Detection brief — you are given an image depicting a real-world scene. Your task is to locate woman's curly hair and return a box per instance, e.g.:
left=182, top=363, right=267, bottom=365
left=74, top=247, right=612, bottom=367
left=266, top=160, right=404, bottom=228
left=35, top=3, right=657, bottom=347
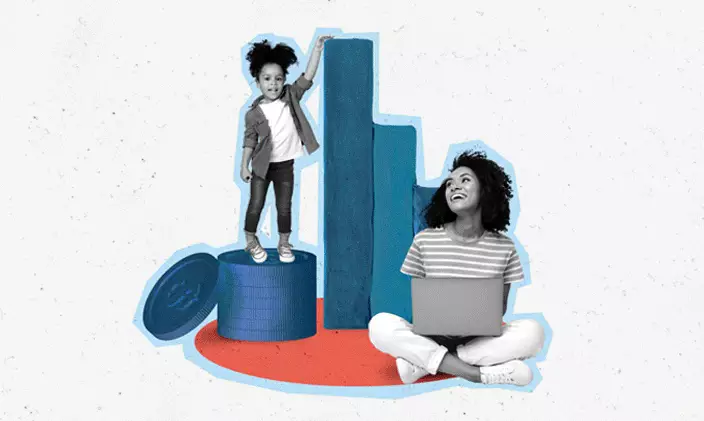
left=423, top=150, right=514, bottom=233
left=245, top=40, right=298, bottom=80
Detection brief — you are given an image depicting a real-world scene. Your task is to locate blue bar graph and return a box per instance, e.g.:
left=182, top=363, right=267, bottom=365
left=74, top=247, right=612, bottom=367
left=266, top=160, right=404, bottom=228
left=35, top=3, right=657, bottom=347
left=323, top=39, right=375, bottom=328
left=370, top=124, right=417, bottom=322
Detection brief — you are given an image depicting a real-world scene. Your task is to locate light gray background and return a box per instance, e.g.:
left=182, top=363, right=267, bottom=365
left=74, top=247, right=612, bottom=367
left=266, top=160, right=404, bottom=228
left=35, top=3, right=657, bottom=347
left=2, top=0, right=703, bottom=420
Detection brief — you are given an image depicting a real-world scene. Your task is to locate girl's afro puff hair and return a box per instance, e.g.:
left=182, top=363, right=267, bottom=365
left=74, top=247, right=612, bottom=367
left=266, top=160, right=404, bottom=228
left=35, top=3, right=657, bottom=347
left=245, top=39, right=298, bottom=80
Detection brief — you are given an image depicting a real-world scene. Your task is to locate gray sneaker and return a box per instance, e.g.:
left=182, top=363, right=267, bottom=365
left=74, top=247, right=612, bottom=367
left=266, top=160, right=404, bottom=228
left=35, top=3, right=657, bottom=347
left=278, top=241, right=295, bottom=263
left=245, top=236, right=267, bottom=263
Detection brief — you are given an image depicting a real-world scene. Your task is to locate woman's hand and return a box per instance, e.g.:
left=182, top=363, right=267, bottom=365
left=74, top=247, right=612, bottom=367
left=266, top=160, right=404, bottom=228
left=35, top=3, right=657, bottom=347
left=240, top=166, right=252, bottom=183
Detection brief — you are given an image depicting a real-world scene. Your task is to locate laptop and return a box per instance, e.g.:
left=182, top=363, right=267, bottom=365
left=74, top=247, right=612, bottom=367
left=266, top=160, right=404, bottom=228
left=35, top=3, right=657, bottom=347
left=411, top=277, right=504, bottom=337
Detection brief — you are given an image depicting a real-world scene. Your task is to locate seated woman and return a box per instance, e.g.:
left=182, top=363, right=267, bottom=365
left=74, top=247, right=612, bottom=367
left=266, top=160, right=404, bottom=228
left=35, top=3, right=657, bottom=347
left=368, top=150, right=545, bottom=386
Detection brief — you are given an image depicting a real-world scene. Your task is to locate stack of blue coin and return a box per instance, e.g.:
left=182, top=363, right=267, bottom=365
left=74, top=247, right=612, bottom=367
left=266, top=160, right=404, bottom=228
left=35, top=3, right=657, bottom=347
left=142, top=250, right=317, bottom=342
left=216, top=249, right=317, bottom=341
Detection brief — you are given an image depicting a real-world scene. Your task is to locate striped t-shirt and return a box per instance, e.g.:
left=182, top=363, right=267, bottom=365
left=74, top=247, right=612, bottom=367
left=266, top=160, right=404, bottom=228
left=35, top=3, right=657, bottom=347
left=400, top=227, right=524, bottom=284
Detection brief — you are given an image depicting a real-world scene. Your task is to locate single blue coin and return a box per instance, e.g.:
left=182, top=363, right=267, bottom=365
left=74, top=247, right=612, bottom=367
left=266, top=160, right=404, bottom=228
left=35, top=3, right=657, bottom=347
left=143, top=253, right=220, bottom=341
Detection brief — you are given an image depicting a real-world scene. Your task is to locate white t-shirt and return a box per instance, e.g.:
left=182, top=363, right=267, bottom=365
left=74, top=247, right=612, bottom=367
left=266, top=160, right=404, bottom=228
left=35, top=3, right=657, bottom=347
left=258, top=99, right=305, bottom=163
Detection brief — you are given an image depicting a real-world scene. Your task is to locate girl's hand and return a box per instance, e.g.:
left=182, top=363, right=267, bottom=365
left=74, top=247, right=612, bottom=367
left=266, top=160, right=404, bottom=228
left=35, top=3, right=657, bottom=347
left=314, top=35, right=334, bottom=51
left=304, top=35, right=334, bottom=81
left=241, top=166, right=252, bottom=183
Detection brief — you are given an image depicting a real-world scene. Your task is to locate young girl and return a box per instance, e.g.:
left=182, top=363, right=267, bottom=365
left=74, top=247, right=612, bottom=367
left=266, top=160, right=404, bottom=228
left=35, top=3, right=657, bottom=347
left=240, top=35, right=332, bottom=263
left=368, top=150, right=545, bottom=386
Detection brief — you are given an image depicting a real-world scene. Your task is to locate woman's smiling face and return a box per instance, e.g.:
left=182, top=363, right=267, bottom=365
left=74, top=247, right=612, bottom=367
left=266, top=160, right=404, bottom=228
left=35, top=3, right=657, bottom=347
left=444, top=166, right=481, bottom=214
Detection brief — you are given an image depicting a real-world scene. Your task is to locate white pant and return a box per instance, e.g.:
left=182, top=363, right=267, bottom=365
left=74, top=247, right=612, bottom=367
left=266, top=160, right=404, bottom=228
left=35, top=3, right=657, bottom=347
left=368, top=312, right=545, bottom=375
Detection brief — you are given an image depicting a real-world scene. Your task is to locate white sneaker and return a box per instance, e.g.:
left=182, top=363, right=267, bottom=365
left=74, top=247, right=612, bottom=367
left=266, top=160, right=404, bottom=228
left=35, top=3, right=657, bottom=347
left=479, top=360, right=533, bottom=386
left=245, top=236, right=267, bottom=263
left=396, top=358, right=429, bottom=384
left=278, top=241, right=295, bottom=263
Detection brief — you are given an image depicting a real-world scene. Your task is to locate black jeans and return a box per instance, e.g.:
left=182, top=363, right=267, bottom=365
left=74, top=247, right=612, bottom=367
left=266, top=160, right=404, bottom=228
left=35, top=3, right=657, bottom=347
left=244, top=160, right=294, bottom=234
left=426, top=335, right=476, bottom=353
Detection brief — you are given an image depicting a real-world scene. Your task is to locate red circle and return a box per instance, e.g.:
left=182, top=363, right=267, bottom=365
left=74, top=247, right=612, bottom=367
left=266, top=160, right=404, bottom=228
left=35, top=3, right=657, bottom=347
left=195, top=298, right=453, bottom=386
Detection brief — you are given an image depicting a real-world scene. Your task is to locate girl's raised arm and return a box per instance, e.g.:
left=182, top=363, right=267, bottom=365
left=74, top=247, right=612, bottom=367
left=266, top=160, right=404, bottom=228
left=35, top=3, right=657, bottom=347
left=304, top=35, right=333, bottom=81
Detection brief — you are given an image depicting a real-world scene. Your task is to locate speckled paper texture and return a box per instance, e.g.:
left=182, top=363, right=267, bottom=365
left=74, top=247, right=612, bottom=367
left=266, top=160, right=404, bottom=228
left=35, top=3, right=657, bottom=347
left=2, top=0, right=703, bottom=419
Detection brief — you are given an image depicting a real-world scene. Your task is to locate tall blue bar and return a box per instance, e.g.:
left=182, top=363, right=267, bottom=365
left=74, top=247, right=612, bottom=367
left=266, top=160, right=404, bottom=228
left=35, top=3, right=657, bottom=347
left=323, top=39, right=374, bottom=329
left=370, top=124, right=417, bottom=322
